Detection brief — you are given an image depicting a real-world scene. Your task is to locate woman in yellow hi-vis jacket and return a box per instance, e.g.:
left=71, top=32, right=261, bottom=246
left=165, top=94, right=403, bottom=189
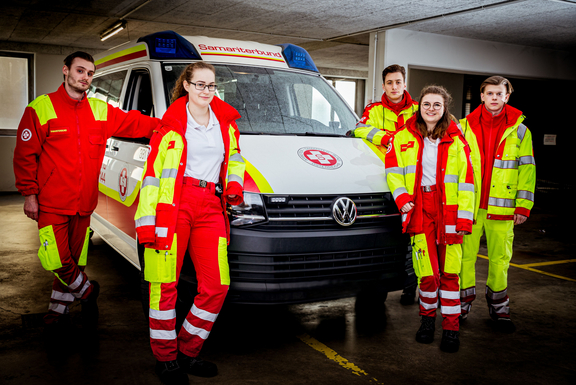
left=385, top=85, right=474, bottom=353
left=134, top=62, right=245, bottom=385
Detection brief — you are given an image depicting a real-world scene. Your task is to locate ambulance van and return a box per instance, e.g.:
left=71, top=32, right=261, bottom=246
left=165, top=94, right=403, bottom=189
left=90, top=30, right=412, bottom=305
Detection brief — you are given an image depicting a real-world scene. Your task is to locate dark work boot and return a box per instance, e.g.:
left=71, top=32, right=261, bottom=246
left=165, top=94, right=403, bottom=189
left=440, top=330, right=460, bottom=353
left=415, top=316, right=435, bottom=344
left=178, top=353, right=218, bottom=378
left=155, top=360, right=188, bottom=385
left=81, top=280, right=100, bottom=329
left=491, top=317, right=516, bottom=333
left=400, top=286, right=416, bottom=306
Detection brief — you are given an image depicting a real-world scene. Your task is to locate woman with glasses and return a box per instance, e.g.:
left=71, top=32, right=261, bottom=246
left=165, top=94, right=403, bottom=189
left=385, top=85, right=475, bottom=353
left=135, top=62, right=245, bottom=385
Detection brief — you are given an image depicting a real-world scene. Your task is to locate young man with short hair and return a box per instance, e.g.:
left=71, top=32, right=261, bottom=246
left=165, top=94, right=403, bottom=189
left=459, top=76, right=536, bottom=332
left=13, top=51, right=160, bottom=332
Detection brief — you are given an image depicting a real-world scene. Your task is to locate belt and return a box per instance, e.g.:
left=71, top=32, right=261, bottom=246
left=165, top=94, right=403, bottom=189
left=183, top=177, right=223, bottom=197
left=421, top=185, right=437, bottom=192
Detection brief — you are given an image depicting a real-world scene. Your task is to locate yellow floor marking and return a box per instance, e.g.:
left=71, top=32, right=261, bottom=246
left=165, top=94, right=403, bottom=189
left=477, top=254, right=576, bottom=282
left=297, top=333, right=382, bottom=384
left=519, top=259, right=576, bottom=268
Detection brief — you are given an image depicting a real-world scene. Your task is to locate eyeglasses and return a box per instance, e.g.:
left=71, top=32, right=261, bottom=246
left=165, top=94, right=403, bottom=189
left=421, top=102, right=443, bottom=110
left=189, top=81, right=218, bottom=92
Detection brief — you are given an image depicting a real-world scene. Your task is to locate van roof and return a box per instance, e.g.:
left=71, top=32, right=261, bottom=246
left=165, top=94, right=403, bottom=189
left=94, top=30, right=318, bottom=73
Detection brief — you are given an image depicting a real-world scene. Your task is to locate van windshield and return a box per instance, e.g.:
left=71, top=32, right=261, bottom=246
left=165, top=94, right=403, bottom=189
left=162, top=64, right=357, bottom=136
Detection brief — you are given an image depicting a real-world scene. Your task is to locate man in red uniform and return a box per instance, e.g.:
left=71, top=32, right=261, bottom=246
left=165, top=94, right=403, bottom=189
left=13, top=51, right=160, bottom=332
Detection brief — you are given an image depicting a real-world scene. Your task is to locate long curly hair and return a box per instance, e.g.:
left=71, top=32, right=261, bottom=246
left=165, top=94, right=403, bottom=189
left=415, top=85, right=454, bottom=140
left=170, top=62, right=216, bottom=104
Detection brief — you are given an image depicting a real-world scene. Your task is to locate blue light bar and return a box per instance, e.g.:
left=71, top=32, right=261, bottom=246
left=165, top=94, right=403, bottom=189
left=277, top=44, right=319, bottom=72
left=137, top=30, right=201, bottom=60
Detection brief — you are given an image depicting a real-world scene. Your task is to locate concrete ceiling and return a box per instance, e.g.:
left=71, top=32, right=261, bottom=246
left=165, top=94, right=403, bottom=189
left=1, top=0, right=575, bottom=74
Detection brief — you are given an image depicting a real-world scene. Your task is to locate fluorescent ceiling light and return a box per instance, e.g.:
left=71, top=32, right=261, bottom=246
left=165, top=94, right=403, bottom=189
left=100, top=20, right=127, bottom=41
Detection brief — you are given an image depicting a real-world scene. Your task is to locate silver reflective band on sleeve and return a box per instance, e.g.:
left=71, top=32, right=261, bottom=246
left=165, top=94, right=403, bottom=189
left=48, top=302, right=68, bottom=314
left=517, top=190, right=535, bottom=202
left=444, top=174, right=458, bottom=184
left=486, top=287, right=508, bottom=300
left=182, top=319, right=210, bottom=340
left=68, top=272, right=84, bottom=290
left=419, top=301, right=439, bottom=310
left=441, top=305, right=462, bottom=315
left=366, top=128, right=381, bottom=142
left=458, top=210, right=474, bottom=221
left=191, top=304, right=218, bottom=322
left=51, top=290, right=75, bottom=302
left=419, top=289, right=437, bottom=298
left=155, top=227, right=168, bottom=238
left=161, top=168, right=178, bottom=179
left=494, top=159, right=518, bottom=169
left=440, top=290, right=460, bottom=300
left=385, top=167, right=404, bottom=176
left=228, top=173, right=244, bottom=186
left=517, top=124, right=527, bottom=142
left=460, top=287, right=476, bottom=298
left=458, top=183, right=474, bottom=192
left=488, top=197, right=515, bottom=208
left=405, top=165, right=416, bottom=175
left=354, top=122, right=370, bottom=129
left=229, top=153, right=245, bottom=163
left=392, top=187, right=408, bottom=200
left=142, top=176, right=160, bottom=189
left=150, top=328, right=177, bottom=340
left=519, top=156, right=535, bottom=166
left=136, top=216, right=156, bottom=228
left=150, top=308, right=176, bottom=321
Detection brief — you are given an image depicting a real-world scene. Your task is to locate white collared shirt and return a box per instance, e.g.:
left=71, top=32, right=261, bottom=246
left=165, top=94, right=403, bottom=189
left=421, top=136, right=440, bottom=186
left=184, top=104, right=224, bottom=183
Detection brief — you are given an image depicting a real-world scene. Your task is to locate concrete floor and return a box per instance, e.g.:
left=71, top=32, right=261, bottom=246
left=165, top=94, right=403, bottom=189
left=1, top=191, right=575, bottom=385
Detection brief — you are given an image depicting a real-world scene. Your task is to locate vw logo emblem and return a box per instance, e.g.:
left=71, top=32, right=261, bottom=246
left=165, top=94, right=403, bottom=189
left=332, top=197, right=357, bottom=226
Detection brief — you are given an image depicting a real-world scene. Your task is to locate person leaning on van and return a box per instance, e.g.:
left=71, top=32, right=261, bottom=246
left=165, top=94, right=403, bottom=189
left=134, top=62, right=245, bottom=385
left=13, top=51, right=160, bottom=335
left=385, top=85, right=475, bottom=353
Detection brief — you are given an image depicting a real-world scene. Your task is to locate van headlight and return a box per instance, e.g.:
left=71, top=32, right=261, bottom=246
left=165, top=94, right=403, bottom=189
left=229, top=192, right=267, bottom=226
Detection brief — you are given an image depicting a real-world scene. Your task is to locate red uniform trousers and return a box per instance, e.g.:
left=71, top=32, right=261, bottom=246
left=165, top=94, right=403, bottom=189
left=37, top=211, right=95, bottom=324
left=415, top=188, right=461, bottom=331
left=149, top=179, right=229, bottom=361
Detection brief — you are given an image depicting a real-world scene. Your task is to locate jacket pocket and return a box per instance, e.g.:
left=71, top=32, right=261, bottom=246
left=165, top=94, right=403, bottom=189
left=443, top=243, right=462, bottom=274
left=411, top=233, right=433, bottom=278
left=144, top=234, right=178, bottom=283
left=88, top=129, right=105, bottom=159
left=38, top=225, right=63, bottom=271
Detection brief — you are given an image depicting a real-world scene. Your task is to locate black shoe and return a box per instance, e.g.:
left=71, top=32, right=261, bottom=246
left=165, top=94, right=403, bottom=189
left=440, top=330, right=460, bottom=353
left=400, top=288, right=416, bottom=306
left=178, top=353, right=218, bottom=378
left=155, top=360, right=189, bottom=385
left=81, top=281, right=100, bottom=329
left=415, top=316, right=435, bottom=344
left=491, top=317, right=516, bottom=333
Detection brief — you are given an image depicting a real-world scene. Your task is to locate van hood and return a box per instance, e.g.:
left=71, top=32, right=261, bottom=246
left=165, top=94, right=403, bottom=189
left=241, top=135, right=390, bottom=195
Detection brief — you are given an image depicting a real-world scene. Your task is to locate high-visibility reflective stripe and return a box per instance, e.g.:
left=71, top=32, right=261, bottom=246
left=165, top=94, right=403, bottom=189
left=72, top=280, right=90, bottom=298
left=441, top=305, right=461, bottom=314
left=488, top=197, right=515, bottom=208
left=229, top=153, right=245, bottom=163
left=366, top=128, right=381, bottom=142
left=150, top=308, right=176, bottom=321
left=445, top=225, right=456, bottom=234
left=458, top=183, right=474, bottom=192
left=182, top=319, right=209, bottom=340
left=444, top=174, right=458, bottom=184
left=354, top=122, right=370, bottom=129
left=161, top=168, right=178, bottom=179
left=68, top=272, right=84, bottom=290
left=494, top=159, right=518, bottom=169
left=440, top=290, right=460, bottom=300
left=492, top=301, right=510, bottom=314
left=402, top=213, right=407, bottom=222
left=519, top=156, right=536, bottom=166
left=461, top=303, right=472, bottom=312
left=419, top=289, right=437, bottom=298
left=150, top=328, right=177, bottom=340
left=517, top=190, right=535, bottom=201
left=191, top=304, right=218, bottom=322
left=228, top=174, right=244, bottom=186
left=419, top=300, right=438, bottom=310
left=142, top=176, right=160, bottom=189
left=51, top=290, right=74, bottom=302
left=48, top=302, right=68, bottom=314
left=405, top=165, right=416, bottom=175
left=136, top=216, right=156, bottom=228
left=393, top=187, right=408, bottom=200
left=458, top=210, right=474, bottom=220
left=486, top=287, right=508, bottom=300
left=386, top=167, right=404, bottom=176
left=155, top=227, right=168, bottom=238
left=460, top=287, right=476, bottom=297
left=517, top=124, right=527, bottom=142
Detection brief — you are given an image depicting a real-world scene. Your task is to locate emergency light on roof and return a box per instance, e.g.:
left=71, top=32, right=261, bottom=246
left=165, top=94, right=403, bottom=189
left=137, top=30, right=201, bottom=60
left=277, top=44, right=319, bottom=73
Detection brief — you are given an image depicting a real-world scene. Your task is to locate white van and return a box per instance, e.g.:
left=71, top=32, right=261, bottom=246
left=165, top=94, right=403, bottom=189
left=89, top=31, right=412, bottom=305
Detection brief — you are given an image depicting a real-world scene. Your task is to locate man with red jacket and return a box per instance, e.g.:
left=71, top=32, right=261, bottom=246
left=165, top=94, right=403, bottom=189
left=351, top=64, right=419, bottom=305
left=13, top=51, right=160, bottom=331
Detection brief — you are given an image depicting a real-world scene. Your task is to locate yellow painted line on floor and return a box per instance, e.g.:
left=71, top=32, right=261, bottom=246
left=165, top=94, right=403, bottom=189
left=297, top=333, right=382, bottom=384
left=477, top=254, right=576, bottom=282
left=520, top=259, right=576, bottom=268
